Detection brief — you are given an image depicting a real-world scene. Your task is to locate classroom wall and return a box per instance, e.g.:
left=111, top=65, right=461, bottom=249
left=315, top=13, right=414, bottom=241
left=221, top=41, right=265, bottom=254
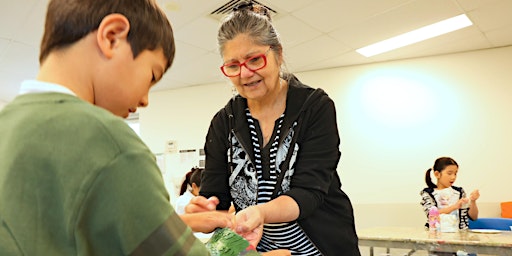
left=139, top=45, right=512, bottom=228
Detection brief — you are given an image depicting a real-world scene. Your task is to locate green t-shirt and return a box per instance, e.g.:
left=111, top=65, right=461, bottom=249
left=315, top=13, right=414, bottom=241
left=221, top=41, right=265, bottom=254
left=0, top=93, right=209, bottom=255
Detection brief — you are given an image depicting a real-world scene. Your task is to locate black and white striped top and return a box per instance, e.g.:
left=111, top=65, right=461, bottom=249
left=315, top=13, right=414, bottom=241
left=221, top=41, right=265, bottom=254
left=245, top=109, right=321, bottom=256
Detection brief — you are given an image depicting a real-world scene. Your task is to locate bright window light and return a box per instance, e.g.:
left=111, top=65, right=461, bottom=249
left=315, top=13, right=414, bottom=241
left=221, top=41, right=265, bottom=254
left=127, top=122, right=140, bottom=136
left=356, top=14, right=473, bottom=57
left=126, top=112, right=140, bottom=136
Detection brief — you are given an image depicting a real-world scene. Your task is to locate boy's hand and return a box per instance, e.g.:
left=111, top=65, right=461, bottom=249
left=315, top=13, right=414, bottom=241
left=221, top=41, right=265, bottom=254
left=180, top=211, right=233, bottom=233
left=185, top=196, right=219, bottom=213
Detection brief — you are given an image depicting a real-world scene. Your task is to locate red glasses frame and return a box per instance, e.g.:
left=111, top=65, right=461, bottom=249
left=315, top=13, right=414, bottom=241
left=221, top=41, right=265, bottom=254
left=220, top=48, right=272, bottom=77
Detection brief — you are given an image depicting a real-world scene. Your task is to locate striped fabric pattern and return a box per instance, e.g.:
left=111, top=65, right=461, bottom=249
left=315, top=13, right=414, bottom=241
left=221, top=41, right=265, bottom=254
left=245, top=109, right=321, bottom=256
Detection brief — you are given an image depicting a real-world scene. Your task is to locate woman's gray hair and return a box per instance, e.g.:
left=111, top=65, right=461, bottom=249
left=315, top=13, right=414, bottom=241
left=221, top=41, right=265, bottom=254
left=217, top=1, right=288, bottom=77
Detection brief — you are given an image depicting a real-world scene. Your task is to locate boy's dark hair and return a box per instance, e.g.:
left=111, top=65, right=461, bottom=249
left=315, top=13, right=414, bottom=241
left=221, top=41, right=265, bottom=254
left=40, top=0, right=175, bottom=70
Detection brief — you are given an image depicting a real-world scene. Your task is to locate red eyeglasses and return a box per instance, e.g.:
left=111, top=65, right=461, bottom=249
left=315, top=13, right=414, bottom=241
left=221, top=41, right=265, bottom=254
left=220, top=48, right=271, bottom=77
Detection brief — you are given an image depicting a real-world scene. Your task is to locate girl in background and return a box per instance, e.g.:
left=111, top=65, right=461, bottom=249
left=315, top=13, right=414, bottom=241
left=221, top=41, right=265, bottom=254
left=420, top=157, right=480, bottom=230
left=175, top=167, right=203, bottom=215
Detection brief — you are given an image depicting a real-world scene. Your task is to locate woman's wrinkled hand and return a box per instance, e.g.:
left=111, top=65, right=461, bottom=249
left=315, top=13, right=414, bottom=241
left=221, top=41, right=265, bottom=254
left=233, top=205, right=264, bottom=248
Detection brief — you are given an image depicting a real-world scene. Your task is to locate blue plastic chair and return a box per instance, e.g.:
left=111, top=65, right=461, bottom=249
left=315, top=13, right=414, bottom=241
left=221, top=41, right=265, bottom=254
left=468, top=217, right=512, bottom=231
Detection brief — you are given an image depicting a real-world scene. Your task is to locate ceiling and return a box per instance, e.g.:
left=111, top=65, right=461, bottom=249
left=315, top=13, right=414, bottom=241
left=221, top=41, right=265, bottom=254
left=1, top=0, right=512, bottom=103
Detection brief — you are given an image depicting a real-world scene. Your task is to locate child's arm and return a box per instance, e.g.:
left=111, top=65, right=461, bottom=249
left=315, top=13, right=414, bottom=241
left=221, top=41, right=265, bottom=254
left=468, top=189, right=480, bottom=220
left=437, top=198, right=468, bottom=214
left=420, top=190, right=435, bottom=217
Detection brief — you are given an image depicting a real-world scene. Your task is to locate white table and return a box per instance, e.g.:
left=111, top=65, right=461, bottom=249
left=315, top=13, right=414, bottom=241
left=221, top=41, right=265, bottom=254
left=357, top=226, right=512, bottom=255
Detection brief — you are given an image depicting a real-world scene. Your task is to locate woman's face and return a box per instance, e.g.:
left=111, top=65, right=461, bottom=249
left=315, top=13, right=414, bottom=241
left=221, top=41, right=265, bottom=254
left=221, top=34, right=282, bottom=101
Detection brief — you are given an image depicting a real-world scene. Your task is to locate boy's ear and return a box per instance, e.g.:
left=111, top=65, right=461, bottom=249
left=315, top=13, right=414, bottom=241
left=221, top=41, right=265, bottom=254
left=96, top=14, right=130, bottom=59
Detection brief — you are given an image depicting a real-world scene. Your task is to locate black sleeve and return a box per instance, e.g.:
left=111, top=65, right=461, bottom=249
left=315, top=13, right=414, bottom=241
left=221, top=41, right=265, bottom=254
left=199, top=109, right=232, bottom=210
left=285, top=95, right=342, bottom=219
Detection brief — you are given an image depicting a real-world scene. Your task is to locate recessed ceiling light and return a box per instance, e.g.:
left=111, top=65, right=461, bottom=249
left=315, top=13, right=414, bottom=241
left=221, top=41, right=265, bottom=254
left=356, top=14, right=473, bottom=57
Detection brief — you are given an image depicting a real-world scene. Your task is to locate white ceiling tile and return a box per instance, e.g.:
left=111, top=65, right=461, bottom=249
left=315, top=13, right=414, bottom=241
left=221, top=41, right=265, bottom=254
left=330, top=0, right=463, bottom=49
left=172, top=41, right=210, bottom=65
left=0, top=0, right=38, bottom=39
left=163, top=51, right=224, bottom=89
left=260, top=0, right=315, bottom=13
left=485, top=27, right=512, bottom=47
left=288, top=0, right=345, bottom=33
left=274, top=15, right=322, bottom=48
left=0, top=42, right=39, bottom=76
left=161, top=0, right=228, bottom=29
left=285, top=35, right=352, bottom=71
left=455, top=0, right=504, bottom=11
left=174, top=17, right=220, bottom=52
left=467, top=1, right=512, bottom=31
left=369, top=26, right=491, bottom=62
left=291, top=0, right=411, bottom=33
left=1, top=0, right=512, bottom=102
left=13, top=0, right=48, bottom=46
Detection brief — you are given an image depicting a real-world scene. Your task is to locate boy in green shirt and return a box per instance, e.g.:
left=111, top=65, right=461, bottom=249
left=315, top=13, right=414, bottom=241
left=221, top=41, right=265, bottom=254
left=0, top=0, right=231, bottom=255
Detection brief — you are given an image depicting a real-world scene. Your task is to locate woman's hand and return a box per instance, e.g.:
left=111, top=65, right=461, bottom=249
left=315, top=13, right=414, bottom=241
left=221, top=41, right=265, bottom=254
left=240, top=223, right=263, bottom=248
left=233, top=205, right=264, bottom=247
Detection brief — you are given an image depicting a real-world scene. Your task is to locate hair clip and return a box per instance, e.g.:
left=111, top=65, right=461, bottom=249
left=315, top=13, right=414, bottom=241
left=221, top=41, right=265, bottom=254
left=233, top=1, right=253, bottom=12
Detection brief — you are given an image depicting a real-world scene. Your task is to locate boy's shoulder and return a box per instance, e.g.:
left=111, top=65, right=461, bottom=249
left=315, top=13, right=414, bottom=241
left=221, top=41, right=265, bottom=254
left=5, top=92, right=140, bottom=147
left=9, top=92, right=119, bottom=123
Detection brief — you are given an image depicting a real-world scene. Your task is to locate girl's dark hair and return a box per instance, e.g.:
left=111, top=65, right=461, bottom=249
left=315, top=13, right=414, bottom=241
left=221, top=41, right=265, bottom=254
left=424, top=157, right=459, bottom=188
left=179, top=167, right=203, bottom=195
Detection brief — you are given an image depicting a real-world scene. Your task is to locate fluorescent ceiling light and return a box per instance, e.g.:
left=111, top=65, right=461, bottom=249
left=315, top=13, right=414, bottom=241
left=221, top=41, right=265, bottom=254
left=356, top=14, right=473, bottom=57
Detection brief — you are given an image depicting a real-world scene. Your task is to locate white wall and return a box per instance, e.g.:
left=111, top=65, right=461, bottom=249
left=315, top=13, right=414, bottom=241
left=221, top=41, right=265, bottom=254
left=140, top=82, right=233, bottom=153
left=295, top=46, right=512, bottom=205
left=139, top=82, right=234, bottom=203
left=141, top=46, right=512, bottom=228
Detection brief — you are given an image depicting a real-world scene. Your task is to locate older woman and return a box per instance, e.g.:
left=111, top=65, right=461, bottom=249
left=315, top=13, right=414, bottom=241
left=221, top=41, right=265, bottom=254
left=189, top=1, right=360, bottom=255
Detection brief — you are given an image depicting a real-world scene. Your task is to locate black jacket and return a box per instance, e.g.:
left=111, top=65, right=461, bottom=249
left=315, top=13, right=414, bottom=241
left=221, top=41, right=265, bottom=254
left=200, top=75, right=360, bottom=255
